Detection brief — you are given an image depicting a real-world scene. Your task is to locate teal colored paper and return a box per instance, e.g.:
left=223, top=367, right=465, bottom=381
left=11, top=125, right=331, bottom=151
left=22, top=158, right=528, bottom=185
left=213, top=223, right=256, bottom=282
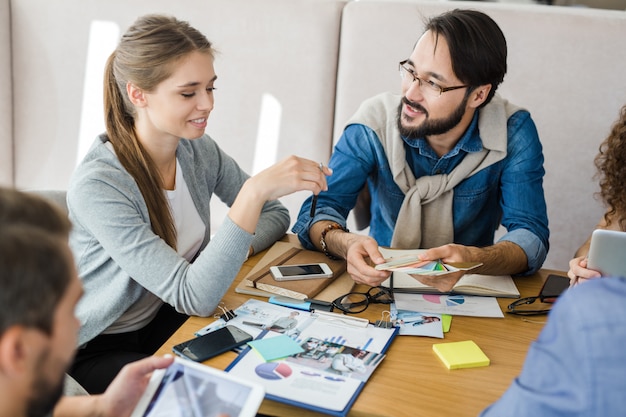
left=247, top=334, right=304, bottom=361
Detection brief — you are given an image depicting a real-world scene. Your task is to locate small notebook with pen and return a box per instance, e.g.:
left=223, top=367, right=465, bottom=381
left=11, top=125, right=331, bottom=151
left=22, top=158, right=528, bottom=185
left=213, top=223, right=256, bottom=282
left=242, top=245, right=347, bottom=300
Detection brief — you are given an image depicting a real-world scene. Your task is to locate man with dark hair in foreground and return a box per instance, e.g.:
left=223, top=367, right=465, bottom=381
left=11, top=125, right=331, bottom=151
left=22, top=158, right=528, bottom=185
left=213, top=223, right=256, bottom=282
left=0, top=187, right=173, bottom=417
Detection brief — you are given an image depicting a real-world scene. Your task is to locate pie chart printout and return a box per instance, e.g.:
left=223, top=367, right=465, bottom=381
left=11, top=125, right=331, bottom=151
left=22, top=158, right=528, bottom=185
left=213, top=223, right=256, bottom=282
left=255, top=362, right=293, bottom=380
left=423, top=294, right=466, bottom=307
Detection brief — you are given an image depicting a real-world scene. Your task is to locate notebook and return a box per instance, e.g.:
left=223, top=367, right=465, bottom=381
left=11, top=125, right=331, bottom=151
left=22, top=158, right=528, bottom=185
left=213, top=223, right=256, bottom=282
left=378, top=248, right=519, bottom=297
left=241, top=242, right=349, bottom=300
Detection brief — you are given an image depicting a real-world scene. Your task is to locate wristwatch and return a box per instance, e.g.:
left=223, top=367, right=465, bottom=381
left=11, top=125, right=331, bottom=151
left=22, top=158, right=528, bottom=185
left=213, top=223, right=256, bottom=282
left=319, top=223, right=348, bottom=260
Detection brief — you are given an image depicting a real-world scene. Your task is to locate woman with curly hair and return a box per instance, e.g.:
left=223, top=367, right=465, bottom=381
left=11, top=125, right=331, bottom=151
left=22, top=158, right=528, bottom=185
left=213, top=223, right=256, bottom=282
left=568, top=105, right=626, bottom=285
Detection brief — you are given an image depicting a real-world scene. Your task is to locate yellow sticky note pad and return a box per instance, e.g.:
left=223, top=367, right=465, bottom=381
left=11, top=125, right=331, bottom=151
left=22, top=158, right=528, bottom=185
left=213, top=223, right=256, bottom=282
left=432, top=340, right=490, bottom=370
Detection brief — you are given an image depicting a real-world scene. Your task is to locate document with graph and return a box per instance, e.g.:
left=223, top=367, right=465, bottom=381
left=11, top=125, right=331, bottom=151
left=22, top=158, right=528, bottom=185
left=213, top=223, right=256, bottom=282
left=394, top=292, right=504, bottom=318
left=225, top=301, right=398, bottom=417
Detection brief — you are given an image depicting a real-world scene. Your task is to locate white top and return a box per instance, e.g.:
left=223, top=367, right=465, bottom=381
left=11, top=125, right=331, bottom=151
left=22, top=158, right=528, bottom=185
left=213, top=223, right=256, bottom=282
left=104, top=158, right=205, bottom=334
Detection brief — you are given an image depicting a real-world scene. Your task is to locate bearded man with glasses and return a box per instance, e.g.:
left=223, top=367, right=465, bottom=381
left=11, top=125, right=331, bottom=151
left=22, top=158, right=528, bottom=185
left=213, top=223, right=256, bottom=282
left=293, top=9, right=549, bottom=293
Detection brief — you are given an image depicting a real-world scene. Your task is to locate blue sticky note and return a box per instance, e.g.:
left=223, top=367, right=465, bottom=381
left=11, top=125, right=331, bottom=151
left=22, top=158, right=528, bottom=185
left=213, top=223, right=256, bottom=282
left=268, top=296, right=311, bottom=311
left=247, top=334, right=304, bottom=361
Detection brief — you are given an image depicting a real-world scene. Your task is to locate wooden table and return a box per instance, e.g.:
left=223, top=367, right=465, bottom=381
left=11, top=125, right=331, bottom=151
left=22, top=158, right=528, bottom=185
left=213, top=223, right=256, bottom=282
left=156, top=246, right=562, bottom=417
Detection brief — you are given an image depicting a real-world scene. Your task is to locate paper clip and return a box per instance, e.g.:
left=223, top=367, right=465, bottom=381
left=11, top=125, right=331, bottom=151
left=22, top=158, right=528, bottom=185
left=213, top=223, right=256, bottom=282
left=215, top=303, right=236, bottom=322
left=375, top=311, right=394, bottom=329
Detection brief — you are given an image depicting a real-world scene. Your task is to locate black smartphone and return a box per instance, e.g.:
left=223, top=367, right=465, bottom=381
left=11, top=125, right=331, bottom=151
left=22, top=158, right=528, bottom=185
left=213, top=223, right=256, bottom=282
left=172, top=325, right=253, bottom=362
left=539, top=274, right=570, bottom=303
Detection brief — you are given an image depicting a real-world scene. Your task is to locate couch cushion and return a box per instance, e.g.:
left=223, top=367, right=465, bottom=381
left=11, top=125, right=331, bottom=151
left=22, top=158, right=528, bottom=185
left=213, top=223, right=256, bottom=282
left=11, top=0, right=346, bottom=230
left=335, top=1, right=626, bottom=270
left=0, top=0, right=11, bottom=186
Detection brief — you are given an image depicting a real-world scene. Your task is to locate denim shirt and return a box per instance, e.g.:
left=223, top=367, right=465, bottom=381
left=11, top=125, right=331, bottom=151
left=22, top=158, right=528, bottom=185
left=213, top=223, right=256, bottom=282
left=292, top=109, right=549, bottom=275
left=480, top=277, right=626, bottom=416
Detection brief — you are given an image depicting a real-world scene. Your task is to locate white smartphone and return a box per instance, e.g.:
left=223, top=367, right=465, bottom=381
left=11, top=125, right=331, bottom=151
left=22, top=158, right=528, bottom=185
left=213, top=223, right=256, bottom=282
left=269, top=263, right=333, bottom=281
left=130, top=357, right=264, bottom=417
left=587, top=229, right=626, bottom=277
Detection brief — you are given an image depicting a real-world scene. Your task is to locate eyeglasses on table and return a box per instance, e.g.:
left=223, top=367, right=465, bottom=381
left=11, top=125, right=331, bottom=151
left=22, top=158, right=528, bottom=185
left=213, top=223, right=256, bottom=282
left=507, top=296, right=553, bottom=316
left=331, top=286, right=394, bottom=314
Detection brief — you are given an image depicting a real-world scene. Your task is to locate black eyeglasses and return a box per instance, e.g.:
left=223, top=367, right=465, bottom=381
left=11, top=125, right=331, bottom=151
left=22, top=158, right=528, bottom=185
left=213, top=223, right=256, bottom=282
left=507, top=297, right=552, bottom=316
left=398, top=60, right=468, bottom=97
left=331, top=286, right=394, bottom=314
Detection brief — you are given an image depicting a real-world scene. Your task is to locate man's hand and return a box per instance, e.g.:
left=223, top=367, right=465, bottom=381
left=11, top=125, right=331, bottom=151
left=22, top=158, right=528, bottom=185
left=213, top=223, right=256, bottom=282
left=343, top=234, right=391, bottom=286
left=53, top=356, right=175, bottom=417
left=415, top=241, right=528, bottom=291
left=410, top=270, right=467, bottom=293
left=95, top=355, right=175, bottom=417
left=418, top=243, right=473, bottom=264
left=310, top=221, right=390, bottom=286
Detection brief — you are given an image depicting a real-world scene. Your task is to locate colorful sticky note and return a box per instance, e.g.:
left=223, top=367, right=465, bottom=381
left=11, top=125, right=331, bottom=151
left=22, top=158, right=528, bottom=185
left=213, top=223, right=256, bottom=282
left=442, top=314, right=452, bottom=333
left=247, top=335, right=304, bottom=362
left=432, top=340, right=490, bottom=370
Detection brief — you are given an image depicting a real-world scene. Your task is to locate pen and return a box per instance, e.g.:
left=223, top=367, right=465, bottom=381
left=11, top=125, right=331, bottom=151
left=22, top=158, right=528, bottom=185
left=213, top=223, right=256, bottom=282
left=310, top=162, right=325, bottom=218
left=310, top=195, right=318, bottom=218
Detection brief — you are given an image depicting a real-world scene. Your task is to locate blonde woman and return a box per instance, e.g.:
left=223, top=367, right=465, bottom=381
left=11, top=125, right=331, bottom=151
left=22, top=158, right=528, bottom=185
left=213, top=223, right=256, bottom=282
left=67, top=14, right=330, bottom=393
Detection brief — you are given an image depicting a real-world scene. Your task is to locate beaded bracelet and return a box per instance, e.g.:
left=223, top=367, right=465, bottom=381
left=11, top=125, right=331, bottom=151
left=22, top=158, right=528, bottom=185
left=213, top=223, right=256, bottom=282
left=320, top=223, right=349, bottom=260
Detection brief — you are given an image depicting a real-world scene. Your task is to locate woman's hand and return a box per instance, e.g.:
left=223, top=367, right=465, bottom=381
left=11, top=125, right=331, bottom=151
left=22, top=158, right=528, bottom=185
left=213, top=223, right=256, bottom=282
left=229, top=156, right=331, bottom=234
left=246, top=155, right=331, bottom=201
left=567, top=255, right=601, bottom=286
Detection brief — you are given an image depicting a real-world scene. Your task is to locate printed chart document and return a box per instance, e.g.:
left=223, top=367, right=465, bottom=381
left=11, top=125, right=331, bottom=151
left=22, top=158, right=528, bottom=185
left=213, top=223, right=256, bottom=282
left=223, top=300, right=398, bottom=417
left=195, top=298, right=311, bottom=337
left=378, top=247, right=520, bottom=298
left=394, top=292, right=504, bottom=318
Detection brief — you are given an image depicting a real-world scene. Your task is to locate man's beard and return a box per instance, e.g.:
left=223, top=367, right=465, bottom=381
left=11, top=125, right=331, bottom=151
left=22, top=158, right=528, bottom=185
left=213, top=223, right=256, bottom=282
left=25, top=350, right=66, bottom=417
left=397, top=95, right=469, bottom=140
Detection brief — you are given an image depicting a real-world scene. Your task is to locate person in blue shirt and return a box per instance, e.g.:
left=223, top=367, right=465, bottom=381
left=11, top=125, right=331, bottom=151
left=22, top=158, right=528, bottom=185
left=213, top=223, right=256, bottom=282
left=479, top=276, right=626, bottom=416
left=293, top=9, right=549, bottom=292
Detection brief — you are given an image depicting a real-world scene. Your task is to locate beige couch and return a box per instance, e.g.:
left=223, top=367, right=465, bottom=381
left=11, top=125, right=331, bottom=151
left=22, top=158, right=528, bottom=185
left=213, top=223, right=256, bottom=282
left=2, top=0, right=625, bottom=271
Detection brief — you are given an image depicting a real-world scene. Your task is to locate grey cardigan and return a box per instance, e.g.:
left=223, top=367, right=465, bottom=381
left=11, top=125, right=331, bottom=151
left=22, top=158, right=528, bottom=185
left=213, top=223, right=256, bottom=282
left=68, top=134, right=289, bottom=345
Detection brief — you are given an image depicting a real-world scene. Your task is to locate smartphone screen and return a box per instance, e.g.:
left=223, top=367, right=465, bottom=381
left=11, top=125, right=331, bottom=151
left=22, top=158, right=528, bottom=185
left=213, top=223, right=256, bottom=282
left=270, top=263, right=334, bottom=281
left=172, top=325, right=253, bottom=362
left=539, top=274, right=570, bottom=303
left=278, top=264, right=325, bottom=276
